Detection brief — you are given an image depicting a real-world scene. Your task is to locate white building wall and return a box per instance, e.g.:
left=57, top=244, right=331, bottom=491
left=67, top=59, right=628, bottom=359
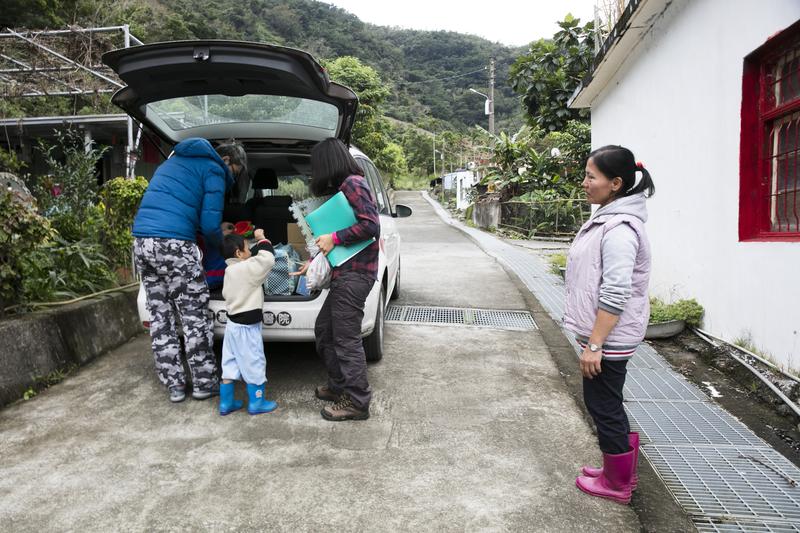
left=590, top=0, right=800, bottom=370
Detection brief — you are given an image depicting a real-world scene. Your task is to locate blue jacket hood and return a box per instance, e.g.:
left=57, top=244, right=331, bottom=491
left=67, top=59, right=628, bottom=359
left=174, top=138, right=234, bottom=189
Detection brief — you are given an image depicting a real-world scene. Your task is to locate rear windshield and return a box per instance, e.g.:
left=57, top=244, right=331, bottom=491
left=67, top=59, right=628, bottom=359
left=145, top=94, right=339, bottom=134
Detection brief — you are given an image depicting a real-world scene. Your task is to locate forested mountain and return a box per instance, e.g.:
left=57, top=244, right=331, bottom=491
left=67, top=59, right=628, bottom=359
left=3, top=0, right=528, bottom=132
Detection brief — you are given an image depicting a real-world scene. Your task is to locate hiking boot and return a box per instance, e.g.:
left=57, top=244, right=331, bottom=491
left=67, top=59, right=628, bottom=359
left=315, top=385, right=342, bottom=402
left=192, top=382, right=220, bottom=400
left=321, top=395, right=369, bottom=422
left=169, top=385, right=186, bottom=403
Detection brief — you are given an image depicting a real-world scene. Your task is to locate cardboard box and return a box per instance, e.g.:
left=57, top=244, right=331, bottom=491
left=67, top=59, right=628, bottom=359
left=287, top=223, right=309, bottom=260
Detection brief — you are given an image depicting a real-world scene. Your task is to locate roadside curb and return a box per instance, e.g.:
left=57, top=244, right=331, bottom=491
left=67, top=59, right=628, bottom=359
left=0, top=287, right=142, bottom=407
left=420, top=191, right=696, bottom=532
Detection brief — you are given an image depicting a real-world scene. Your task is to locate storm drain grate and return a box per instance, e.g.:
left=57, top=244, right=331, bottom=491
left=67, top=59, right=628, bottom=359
left=694, top=518, right=800, bottom=532
left=626, top=401, right=768, bottom=447
left=624, top=368, right=709, bottom=402
left=403, top=306, right=465, bottom=324
left=628, top=343, right=672, bottom=370
left=473, top=309, right=537, bottom=329
left=386, top=305, right=537, bottom=330
left=384, top=305, right=406, bottom=322
left=643, top=445, right=800, bottom=524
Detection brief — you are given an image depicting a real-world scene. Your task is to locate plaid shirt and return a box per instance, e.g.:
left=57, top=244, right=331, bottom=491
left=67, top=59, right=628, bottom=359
left=332, top=175, right=380, bottom=280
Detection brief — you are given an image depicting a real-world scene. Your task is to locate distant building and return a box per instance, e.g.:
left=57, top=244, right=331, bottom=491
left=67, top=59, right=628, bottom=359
left=441, top=169, right=478, bottom=210
left=0, top=114, right=164, bottom=183
left=571, top=0, right=800, bottom=369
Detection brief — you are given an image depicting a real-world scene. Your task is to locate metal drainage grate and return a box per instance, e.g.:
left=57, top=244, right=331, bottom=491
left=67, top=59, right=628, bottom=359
left=694, top=518, right=800, bottom=533
left=384, top=305, right=405, bottom=322
left=624, top=368, right=709, bottom=402
left=626, top=401, right=769, bottom=447
left=386, top=305, right=537, bottom=330
left=473, top=309, right=537, bottom=329
left=628, top=343, right=672, bottom=370
left=643, top=445, right=800, bottom=524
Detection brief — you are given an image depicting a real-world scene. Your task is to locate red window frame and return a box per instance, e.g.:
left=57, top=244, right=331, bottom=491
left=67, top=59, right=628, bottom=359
left=740, top=19, right=800, bottom=241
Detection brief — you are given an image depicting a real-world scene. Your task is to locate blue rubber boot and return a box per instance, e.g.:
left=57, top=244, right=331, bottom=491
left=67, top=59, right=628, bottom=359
left=246, top=383, right=278, bottom=415
left=219, top=382, right=243, bottom=416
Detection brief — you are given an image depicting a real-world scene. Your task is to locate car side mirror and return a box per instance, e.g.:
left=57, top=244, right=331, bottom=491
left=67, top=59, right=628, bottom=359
left=393, top=204, right=412, bottom=218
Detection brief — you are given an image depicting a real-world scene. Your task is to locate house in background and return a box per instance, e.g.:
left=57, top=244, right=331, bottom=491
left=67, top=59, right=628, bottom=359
left=571, top=0, right=800, bottom=370
left=0, top=114, right=164, bottom=183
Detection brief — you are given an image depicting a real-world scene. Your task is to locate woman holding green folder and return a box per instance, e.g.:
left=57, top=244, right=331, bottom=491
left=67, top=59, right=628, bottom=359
left=305, top=138, right=381, bottom=421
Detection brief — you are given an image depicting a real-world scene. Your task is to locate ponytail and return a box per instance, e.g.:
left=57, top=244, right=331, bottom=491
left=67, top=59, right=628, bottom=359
left=627, top=164, right=655, bottom=198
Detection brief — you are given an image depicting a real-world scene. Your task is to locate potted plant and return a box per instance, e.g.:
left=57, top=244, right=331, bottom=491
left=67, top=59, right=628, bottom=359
left=646, top=298, right=704, bottom=339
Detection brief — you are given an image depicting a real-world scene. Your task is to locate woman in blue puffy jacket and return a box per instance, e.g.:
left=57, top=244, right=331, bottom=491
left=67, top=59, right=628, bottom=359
left=132, top=138, right=246, bottom=403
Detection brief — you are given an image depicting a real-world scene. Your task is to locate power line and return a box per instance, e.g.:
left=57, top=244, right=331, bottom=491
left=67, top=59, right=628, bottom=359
left=399, top=67, right=487, bottom=85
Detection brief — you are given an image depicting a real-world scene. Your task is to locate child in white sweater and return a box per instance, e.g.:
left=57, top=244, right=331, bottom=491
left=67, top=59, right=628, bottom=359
left=219, top=228, right=278, bottom=415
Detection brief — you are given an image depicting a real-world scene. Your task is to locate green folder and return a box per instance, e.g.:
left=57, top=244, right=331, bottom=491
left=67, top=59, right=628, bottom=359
left=304, top=191, right=375, bottom=267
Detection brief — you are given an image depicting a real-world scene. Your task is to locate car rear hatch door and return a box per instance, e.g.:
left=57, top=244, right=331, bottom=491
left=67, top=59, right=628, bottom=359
left=102, top=40, right=358, bottom=145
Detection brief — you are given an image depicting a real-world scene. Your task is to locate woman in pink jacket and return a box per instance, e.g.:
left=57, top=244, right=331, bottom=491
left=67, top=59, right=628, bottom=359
left=564, top=145, right=655, bottom=505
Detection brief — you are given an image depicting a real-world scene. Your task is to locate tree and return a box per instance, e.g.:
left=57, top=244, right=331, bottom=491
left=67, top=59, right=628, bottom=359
left=373, top=142, right=408, bottom=182
left=323, top=56, right=399, bottom=174
left=509, top=15, right=595, bottom=131
left=399, top=128, right=434, bottom=175
left=323, top=55, right=390, bottom=145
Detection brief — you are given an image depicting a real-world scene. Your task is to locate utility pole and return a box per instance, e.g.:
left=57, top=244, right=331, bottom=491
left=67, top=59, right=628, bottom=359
left=489, top=56, right=495, bottom=136
left=432, top=132, right=436, bottom=178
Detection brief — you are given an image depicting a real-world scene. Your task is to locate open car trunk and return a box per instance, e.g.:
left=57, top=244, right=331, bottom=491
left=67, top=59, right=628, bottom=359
left=102, top=40, right=358, bottom=146
left=211, top=149, right=319, bottom=303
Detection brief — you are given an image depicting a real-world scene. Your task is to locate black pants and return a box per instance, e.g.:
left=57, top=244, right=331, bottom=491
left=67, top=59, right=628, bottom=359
left=583, top=359, right=630, bottom=454
left=315, top=271, right=374, bottom=409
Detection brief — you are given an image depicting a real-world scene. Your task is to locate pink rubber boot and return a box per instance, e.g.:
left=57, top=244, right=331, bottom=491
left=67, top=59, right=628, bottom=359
left=575, top=448, right=635, bottom=504
left=581, top=432, right=639, bottom=490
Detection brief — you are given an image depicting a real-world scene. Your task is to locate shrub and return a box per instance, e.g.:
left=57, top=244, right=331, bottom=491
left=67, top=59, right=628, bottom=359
left=649, top=298, right=704, bottom=327
left=28, top=129, right=108, bottom=241
left=98, top=176, right=148, bottom=271
left=20, top=237, right=116, bottom=300
left=0, top=190, right=53, bottom=312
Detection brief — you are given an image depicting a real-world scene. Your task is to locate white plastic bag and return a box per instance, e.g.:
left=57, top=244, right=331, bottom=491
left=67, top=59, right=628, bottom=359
left=306, top=252, right=331, bottom=291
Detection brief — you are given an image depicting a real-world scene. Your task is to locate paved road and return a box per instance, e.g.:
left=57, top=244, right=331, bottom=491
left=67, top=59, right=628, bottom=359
left=0, top=191, right=640, bottom=532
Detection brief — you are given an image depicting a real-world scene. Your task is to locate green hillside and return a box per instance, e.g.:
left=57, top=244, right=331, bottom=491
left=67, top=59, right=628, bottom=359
left=3, top=0, right=527, bottom=132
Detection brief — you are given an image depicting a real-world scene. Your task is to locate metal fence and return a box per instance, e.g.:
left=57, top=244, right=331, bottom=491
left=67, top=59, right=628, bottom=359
left=500, top=199, right=591, bottom=238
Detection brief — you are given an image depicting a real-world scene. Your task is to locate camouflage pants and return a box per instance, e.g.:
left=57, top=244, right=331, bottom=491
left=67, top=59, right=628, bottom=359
left=133, top=237, right=217, bottom=391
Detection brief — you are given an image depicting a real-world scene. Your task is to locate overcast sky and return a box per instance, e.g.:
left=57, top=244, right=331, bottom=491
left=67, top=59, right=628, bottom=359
left=325, top=0, right=597, bottom=47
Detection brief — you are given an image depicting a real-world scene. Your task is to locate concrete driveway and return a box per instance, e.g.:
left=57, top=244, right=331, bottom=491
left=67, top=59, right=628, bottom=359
left=0, top=191, right=640, bottom=532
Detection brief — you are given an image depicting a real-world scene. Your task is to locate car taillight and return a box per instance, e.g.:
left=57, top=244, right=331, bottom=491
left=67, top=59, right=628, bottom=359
left=142, top=321, right=150, bottom=329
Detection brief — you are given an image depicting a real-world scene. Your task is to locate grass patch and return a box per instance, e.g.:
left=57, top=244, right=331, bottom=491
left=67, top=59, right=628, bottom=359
left=392, top=174, right=430, bottom=190
left=22, top=365, right=76, bottom=401
left=549, top=252, right=567, bottom=275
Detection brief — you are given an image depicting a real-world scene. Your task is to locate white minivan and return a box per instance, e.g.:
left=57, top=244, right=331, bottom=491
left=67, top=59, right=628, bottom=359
left=103, top=40, right=412, bottom=361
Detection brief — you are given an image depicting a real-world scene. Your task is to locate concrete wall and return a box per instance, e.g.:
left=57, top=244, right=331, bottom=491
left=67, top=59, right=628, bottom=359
left=0, top=288, right=142, bottom=407
left=590, top=0, right=800, bottom=370
left=473, top=198, right=500, bottom=229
